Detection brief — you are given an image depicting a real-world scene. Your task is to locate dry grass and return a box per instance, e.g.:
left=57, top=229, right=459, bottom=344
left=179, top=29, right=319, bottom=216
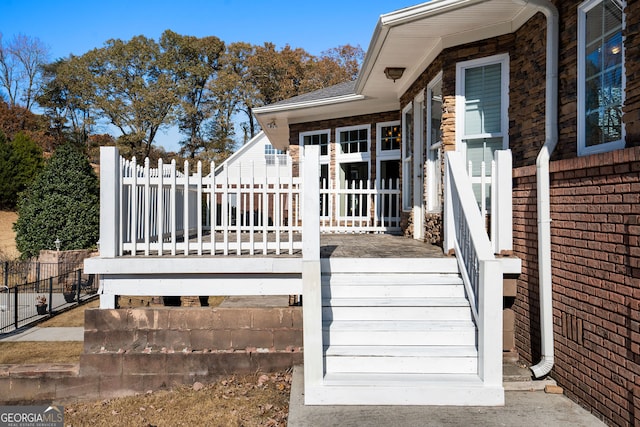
left=0, top=341, right=84, bottom=364
left=39, top=298, right=100, bottom=327
left=0, top=272, right=291, bottom=425
left=64, top=372, right=291, bottom=426
left=0, top=210, right=19, bottom=260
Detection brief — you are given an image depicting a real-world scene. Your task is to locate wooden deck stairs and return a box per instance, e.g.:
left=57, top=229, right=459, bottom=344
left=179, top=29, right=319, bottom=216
left=304, top=257, right=503, bottom=405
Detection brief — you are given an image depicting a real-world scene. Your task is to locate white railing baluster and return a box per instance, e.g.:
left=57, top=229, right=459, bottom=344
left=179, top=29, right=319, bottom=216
left=196, top=161, right=203, bottom=256
left=249, top=161, right=255, bottom=255
left=183, top=160, right=189, bottom=256
left=157, top=158, right=164, bottom=256
left=170, top=160, right=177, bottom=256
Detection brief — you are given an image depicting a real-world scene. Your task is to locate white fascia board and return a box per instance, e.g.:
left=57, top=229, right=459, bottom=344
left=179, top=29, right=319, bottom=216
left=253, top=93, right=365, bottom=115
left=85, top=256, right=303, bottom=275
left=356, top=0, right=483, bottom=94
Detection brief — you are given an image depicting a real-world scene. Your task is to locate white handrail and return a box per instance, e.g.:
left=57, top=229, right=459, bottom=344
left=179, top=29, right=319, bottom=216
left=444, top=150, right=503, bottom=387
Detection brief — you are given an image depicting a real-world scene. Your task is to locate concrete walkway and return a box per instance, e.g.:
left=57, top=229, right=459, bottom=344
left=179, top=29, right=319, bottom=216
left=0, top=326, right=84, bottom=342
left=287, top=365, right=606, bottom=427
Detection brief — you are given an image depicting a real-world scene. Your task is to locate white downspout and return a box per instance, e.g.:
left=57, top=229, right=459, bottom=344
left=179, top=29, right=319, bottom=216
left=512, top=0, right=559, bottom=378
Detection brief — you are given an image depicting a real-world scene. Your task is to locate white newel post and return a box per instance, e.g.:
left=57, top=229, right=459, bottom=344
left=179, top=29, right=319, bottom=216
left=478, top=258, right=503, bottom=389
left=301, top=146, right=323, bottom=402
left=97, top=146, right=120, bottom=309
left=493, top=150, right=513, bottom=254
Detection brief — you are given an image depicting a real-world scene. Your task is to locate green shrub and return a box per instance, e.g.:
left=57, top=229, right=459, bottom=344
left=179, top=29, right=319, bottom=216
left=0, top=131, right=44, bottom=210
left=14, top=143, right=99, bottom=258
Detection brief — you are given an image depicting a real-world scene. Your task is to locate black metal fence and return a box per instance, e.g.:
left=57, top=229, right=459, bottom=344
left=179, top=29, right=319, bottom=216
left=0, top=262, right=98, bottom=333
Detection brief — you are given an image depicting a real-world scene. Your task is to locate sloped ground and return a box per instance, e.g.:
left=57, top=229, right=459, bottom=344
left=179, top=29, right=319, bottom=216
left=0, top=210, right=19, bottom=260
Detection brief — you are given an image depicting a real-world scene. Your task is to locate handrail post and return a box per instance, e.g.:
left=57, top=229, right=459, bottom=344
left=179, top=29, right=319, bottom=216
left=99, top=146, right=121, bottom=258
left=301, top=145, right=322, bottom=402
left=48, top=277, right=53, bottom=314
left=493, top=150, right=513, bottom=254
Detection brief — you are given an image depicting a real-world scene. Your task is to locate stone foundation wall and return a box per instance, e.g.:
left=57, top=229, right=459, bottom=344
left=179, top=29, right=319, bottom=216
left=0, top=307, right=303, bottom=403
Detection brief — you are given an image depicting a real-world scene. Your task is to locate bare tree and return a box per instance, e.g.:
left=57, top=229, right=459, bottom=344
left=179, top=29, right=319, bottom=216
left=0, top=33, right=49, bottom=111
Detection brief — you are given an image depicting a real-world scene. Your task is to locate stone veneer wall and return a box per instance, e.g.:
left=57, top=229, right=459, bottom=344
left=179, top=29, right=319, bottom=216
left=0, top=307, right=303, bottom=403
left=512, top=146, right=640, bottom=427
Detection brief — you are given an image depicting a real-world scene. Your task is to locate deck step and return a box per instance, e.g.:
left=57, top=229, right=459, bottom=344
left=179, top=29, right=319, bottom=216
left=323, top=296, right=470, bottom=307
left=304, top=372, right=504, bottom=406
left=322, top=284, right=464, bottom=298
left=324, top=345, right=478, bottom=374
left=321, top=273, right=463, bottom=286
left=323, top=320, right=476, bottom=346
left=323, top=303, right=472, bottom=321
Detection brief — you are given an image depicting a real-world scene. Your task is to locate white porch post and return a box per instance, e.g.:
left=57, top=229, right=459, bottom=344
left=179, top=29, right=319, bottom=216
left=492, top=150, right=513, bottom=254
left=97, top=146, right=120, bottom=309
left=301, top=145, right=323, bottom=402
left=443, top=152, right=455, bottom=254
left=478, top=259, right=503, bottom=388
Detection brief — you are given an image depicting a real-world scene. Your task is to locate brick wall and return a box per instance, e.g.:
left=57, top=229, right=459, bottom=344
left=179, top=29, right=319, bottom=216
left=512, top=146, right=640, bottom=427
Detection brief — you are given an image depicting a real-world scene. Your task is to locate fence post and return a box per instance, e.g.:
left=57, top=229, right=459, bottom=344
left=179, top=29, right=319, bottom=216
left=76, top=269, right=81, bottom=302
left=48, top=277, right=53, bottom=314
left=13, top=286, right=18, bottom=329
left=3, top=261, right=7, bottom=289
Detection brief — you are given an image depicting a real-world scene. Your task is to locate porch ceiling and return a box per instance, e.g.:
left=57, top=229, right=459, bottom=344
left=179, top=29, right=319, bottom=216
left=357, top=0, right=538, bottom=100
left=255, top=0, right=539, bottom=149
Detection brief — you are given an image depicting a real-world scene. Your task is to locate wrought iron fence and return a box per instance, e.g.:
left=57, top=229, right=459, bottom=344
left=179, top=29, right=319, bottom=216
left=0, top=266, right=98, bottom=333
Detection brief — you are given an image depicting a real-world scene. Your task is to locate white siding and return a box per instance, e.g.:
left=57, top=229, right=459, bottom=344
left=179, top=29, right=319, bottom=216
left=215, top=132, right=292, bottom=179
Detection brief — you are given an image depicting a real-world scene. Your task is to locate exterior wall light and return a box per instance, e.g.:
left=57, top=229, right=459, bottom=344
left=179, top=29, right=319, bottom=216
left=55, top=238, right=61, bottom=251
left=384, top=67, right=405, bottom=82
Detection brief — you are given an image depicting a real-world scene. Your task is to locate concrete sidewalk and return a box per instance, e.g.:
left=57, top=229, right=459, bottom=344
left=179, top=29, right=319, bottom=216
left=0, top=327, right=84, bottom=342
left=287, top=366, right=606, bottom=427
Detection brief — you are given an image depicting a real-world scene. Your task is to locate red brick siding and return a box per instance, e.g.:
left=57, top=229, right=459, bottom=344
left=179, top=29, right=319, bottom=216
left=512, top=146, right=640, bottom=427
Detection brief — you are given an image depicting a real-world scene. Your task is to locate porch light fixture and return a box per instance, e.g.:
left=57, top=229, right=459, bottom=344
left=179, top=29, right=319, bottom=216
left=384, top=67, right=405, bottom=82
left=267, top=120, right=278, bottom=129
left=54, top=238, right=61, bottom=251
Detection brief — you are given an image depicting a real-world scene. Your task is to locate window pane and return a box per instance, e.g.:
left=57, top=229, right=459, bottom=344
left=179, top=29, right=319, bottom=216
left=464, top=63, right=501, bottom=135
left=380, top=125, right=401, bottom=151
left=582, top=0, right=623, bottom=149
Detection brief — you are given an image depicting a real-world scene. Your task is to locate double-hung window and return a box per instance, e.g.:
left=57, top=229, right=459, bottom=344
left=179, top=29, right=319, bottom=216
left=578, top=0, right=625, bottom=156
left=456, top=54, right=509, bottom=211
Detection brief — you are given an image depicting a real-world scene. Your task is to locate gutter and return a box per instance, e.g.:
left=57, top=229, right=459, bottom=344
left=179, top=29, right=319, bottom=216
left=512, top=0, right=559, bottom=379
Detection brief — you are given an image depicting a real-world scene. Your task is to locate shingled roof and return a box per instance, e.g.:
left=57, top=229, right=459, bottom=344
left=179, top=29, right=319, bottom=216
left=268, top=80, right=357, bottom=107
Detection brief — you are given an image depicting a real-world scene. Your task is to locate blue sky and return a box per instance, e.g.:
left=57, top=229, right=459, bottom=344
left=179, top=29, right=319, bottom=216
left=1, top=0, right=418, bottom=152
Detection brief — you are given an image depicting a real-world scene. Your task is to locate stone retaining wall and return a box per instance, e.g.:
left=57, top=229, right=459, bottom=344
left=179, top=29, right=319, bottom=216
left=0, top=307, right=303, bottom=403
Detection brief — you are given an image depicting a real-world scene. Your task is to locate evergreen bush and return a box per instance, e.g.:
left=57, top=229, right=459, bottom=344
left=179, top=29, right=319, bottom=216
left=14, top=143, right=99, bottom=258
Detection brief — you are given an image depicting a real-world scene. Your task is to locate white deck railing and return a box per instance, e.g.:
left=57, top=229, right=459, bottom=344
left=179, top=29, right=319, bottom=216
left=99, top=147, right=402, bottom=258
left=444, top=150, right=504, bottom=388
left=320, top=178, right=401, bottom=233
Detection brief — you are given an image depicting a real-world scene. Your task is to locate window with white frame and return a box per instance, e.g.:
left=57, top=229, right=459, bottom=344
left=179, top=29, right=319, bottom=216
left=336, top=125, right=370, bottom=217
left=427, top=74, right=443, bottom=212
left=456, top=54, right=509, bottom=210
left=578, top=0, right=625, bottom=156
left=264, top=143, right=287, bottom=166
left=300, top=130, right=331, bottom=216
left=402, top=103, right=413, bottom=211
left=376, top=121, right=401, bottom=220
left=301, top=131, right=330, bottom=157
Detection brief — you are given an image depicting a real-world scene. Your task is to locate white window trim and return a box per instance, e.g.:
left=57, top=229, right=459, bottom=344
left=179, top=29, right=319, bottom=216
left=376, top=120, right=401, bottom=160
left=299, top=129, right=331, bottom=160
left=402, top=102, right=414, bottom=212
left=427, top=71, right=443, bottom=213
left=376, top=120, right=401, bottom=192
left=455, top=53, right=510, bottom=158
left=335, top=124, right=371, bottom=219
left=335, top=124, right=371, bottom=162
left=577, top=0, right=626, bottom=157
